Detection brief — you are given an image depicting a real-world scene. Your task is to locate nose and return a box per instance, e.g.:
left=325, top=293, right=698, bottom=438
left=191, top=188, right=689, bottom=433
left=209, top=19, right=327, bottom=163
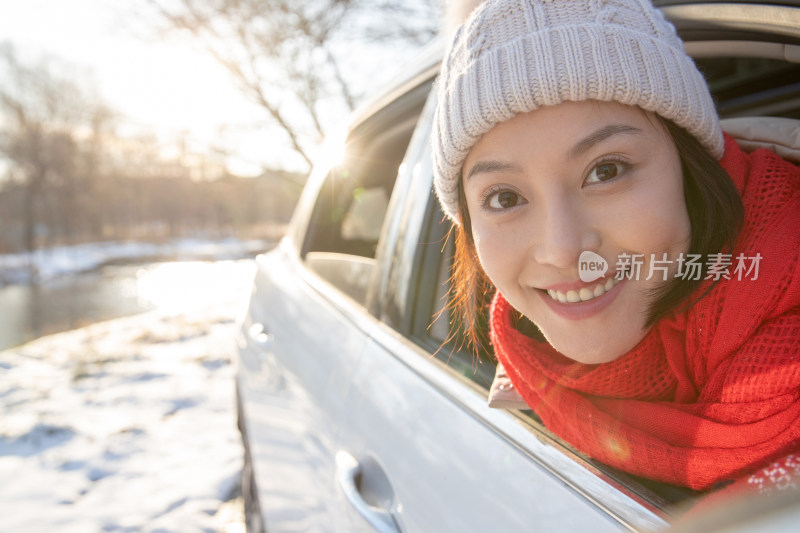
left=530, top=197, right=598, bottom=270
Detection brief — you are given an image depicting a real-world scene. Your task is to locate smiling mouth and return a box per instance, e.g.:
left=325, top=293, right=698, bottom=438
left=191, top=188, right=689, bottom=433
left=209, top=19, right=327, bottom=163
left=544, top=276, right=621, bottom=303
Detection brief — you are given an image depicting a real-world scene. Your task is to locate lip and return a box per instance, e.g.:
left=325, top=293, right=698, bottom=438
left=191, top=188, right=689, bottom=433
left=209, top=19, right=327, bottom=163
left=537, top=276, right=626, bottom=320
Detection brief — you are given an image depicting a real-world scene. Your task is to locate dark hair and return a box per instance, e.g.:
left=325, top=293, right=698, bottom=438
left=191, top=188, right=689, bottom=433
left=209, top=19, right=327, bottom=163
left=448, top=118, right=744, bottom=354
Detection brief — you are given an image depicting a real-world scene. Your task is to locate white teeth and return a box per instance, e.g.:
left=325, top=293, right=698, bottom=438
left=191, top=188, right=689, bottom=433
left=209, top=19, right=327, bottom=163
left=565, top=290, right=579, bottom=302
left=546, top=276, right=619, bottom=304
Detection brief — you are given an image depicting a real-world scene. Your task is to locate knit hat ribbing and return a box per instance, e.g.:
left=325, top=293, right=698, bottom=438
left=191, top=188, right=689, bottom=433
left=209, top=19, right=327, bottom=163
left=433, top=0, right=724, bottom=223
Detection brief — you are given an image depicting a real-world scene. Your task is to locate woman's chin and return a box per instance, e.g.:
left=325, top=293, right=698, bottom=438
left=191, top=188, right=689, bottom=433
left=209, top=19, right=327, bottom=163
left=533, top=297, right=652, bottom=365
left=543, top=332, right=643, bottom=365
left=559, top=346, right=624, bottom=365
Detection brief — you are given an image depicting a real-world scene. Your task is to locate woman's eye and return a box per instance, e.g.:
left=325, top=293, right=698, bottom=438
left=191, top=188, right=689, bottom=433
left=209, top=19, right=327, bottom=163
left=586, top=162, right=622, bottom=184
left=486, top=190, right=524, bottom=210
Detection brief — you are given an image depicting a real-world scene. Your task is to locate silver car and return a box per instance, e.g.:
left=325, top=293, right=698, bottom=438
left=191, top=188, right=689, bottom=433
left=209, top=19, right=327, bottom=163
left=235, top=2, right=800, bottom=531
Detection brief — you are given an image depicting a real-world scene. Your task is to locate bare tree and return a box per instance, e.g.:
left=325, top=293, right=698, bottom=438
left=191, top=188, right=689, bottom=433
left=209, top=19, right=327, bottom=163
left=0, top=42, right=328, bottom=258
left=0, top=43, right=114, bottom=254
left=147, top=0, right=442, bottom=170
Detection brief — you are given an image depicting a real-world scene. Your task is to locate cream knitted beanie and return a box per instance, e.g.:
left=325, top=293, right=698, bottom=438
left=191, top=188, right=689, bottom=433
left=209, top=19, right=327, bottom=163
left=433, top=0, right=724, bottom=223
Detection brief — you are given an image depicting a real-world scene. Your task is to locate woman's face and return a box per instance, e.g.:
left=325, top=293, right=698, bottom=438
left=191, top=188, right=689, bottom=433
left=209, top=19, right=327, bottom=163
left=462, top=101, right=690, bottom=364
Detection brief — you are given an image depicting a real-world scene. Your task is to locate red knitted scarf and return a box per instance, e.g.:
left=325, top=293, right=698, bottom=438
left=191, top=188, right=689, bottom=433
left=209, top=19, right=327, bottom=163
left=490, top=134, right=800, bottom=490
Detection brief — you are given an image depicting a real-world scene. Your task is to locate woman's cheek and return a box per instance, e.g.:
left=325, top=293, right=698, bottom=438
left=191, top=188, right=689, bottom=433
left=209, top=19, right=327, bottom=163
left=473, top=224, right=503, bottom=275
left=603, top=178, right=689, bottom=260
left=474, top=222, right=523, bottom=292
left=472, top=226, right=495, bottom=273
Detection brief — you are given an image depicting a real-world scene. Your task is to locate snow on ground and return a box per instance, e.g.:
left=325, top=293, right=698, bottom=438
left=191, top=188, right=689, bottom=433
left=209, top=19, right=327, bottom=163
left=0, top=260, right=256, bottom=533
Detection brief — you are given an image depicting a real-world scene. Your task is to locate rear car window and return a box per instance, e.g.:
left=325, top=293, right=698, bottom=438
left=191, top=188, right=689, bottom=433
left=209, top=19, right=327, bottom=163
left=300, top=83, right=429, bottom=305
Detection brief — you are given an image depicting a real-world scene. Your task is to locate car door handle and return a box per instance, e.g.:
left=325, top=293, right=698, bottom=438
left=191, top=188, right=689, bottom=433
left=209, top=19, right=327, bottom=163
left=335, top=451, right=400, bottom=533
left=248, top=322, right=273, bottom=349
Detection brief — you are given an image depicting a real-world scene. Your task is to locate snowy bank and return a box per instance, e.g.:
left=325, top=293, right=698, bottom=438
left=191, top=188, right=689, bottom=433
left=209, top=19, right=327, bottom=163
left=0, top=261, right=256, bottom=533
left=0, top=238, right=273, bottom=285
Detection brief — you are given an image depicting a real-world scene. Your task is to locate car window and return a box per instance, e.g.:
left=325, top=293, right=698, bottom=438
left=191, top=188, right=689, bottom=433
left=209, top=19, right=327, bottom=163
left=300, top=84, right=429, bottom=305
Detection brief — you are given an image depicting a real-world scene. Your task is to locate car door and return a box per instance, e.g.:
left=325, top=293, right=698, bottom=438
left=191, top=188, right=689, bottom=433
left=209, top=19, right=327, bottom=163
left=238, top=237, right=369, bottom=531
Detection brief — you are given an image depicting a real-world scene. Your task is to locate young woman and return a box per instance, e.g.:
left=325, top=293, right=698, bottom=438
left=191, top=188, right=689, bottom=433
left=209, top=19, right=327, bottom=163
left=433, top=0, right=800, bottom=492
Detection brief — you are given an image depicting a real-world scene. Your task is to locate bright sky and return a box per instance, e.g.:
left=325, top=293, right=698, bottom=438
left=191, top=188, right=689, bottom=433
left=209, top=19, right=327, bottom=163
left=0, top=0, right=297, bottom=174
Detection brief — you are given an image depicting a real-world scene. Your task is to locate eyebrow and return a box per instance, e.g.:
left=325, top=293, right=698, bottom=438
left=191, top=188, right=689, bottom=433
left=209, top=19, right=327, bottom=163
left=568, top=124, right=644, bottom=159
left=465, top=123, right=644, bottom=179
left=465, top=160, right=523, bottom=180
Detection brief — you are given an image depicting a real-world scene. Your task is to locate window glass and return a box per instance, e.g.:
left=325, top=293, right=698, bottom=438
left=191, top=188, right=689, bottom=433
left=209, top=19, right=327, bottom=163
left=409, top=198, right=497, bottom=390
left=301, top=88, right=427, bottom=305
left=341, top=187, right=389, bottom=242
